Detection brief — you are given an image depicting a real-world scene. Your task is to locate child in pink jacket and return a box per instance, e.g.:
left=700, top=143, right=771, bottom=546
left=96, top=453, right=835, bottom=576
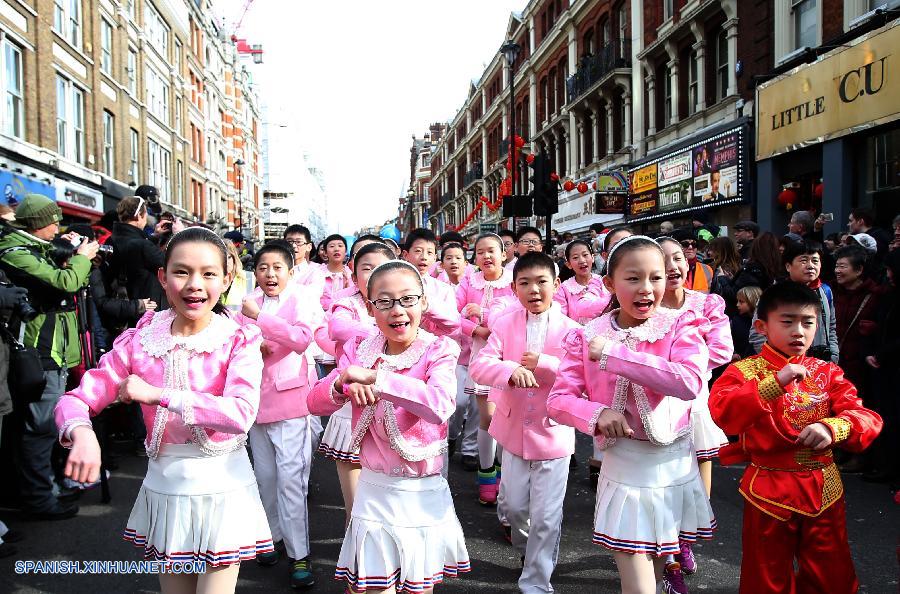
left=235, top=241, right=319, bottom=588
left=308, top=260, right=469, bottom=593
left=470, top=252, right=580, bottom=593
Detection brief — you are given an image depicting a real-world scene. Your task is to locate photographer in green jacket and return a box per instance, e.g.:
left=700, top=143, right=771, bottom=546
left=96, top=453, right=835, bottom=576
left=0, top=193, right=98, bottom=519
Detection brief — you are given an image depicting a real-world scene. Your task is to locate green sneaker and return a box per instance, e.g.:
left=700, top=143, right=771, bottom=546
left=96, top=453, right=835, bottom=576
left=256, top=548, right=280, bottom=567
left=290, top=556, right=315, bottom=589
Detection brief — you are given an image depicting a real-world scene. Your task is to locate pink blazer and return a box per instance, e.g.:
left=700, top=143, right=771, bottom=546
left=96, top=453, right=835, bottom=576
left=320, top=265, right=352, bottom=311
left=671, top=289, right=733, bottom=372
left=470, top=303, right=580, bottom=460
left=55, top=309, right=263, bottom=459
left=547, top=308, right=709, bottom=450
left=235, top=287, right=316, bottom=424
left=554, top=275, right=611, bottom=324
left=307, top=330, right=460, bottom=477
left=455, top=270, right=515, bottom=338
left=327, top=289, right=376, bottom=360
left=421, top=275, right=462, bottom=337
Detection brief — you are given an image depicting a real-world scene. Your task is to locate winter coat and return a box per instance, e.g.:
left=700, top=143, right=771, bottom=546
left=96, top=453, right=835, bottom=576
left=108, top=222, right=167, bottom=309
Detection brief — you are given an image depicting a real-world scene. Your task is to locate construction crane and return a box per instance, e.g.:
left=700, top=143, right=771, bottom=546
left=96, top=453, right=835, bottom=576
left=231, top=0, right=263, bottom=64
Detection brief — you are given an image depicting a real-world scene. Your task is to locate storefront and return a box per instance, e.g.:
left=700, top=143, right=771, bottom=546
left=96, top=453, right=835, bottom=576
left=0, top=162, right=55, bottom=207
left=624, top=121, right=751, bottom=235
left=56, top=178, right=104, bottom=222
left=552, top=171, right=628, bottom=235
left=756, top=19, right=900, bottom=238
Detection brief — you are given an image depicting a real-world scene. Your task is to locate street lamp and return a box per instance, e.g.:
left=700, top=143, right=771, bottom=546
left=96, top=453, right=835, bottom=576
left=501, top=40, right=521, bottom=232
left=234, top=158, right=245, bottom=234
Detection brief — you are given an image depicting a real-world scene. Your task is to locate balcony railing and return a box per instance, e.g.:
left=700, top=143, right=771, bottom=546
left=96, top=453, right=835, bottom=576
left=440, top=192, right=453, bottom=206
left=566, top=40, right=631, bottom=104
left=463, top=161, right=484, bottom=188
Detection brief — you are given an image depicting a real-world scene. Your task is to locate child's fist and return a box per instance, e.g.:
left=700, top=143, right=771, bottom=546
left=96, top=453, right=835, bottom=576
left=588, top=336, right=608, bottom=362
left=520, top=351, right=539, bottom=371
left=65, top=426, right=102, bottom=484
left=509, top=366, right=539, bottom=389
left=341, top=365, right=377, bottom=386
left=241, top=298, right=260, bottom=320
left=797, top=423, right=834, bottom=450
left=595, top=408, right=634, bottom=439
left=346, top=383, right=379, bottom=407
left=776, top=363, right=808, bottom=387
left=118, top=375, right=162, bottom=405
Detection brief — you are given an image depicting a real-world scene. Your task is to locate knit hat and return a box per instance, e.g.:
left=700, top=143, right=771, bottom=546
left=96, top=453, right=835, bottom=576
left=12, top=193, right=62, bottom=230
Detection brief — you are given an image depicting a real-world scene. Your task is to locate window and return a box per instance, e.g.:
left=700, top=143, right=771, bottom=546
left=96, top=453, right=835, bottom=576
left=716, top=30, right=729, bottom=100
left=617, top=3, right=628, bottom=56
left=792, top=0, right=817, bottom=49
left=54, top=0, right=82, bottom=48
left=130, top=128, right=139, bottom=182
left=145, top=2, right=170, bottom=58
left=176, top=160, right=184, bottom=207
left=2, top=39, right=24, bottom=138
left=663, top=64, right=672, bottom=125
left=100, top=19, right=113, bottom=73
left=663, top=0, right=674, bottom=20
left=174, top=41, right=182, bottom=72
left=102, top=111, right=114, bottom=176
left=870, top=129, right=900, bottom=192
left=127, top=47, right=137, bottom=94
left=125, top=0, right=135, bottom=20
left=145, top=65, right=169, bottom=123
left=56, top=75, right=85, bottom=164
left=174, top=95, right=182, bottom=131
left=147, top=138, right=171, bottom=200
left=687, top=50, right=698, bottom=115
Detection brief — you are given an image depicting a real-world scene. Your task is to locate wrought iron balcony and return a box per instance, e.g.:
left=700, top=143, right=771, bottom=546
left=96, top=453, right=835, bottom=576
left=440, top=192, right=453, bottom=206
left=566, top=40, right=631, bottom=104
left=463, top=161, right=484, bottom=188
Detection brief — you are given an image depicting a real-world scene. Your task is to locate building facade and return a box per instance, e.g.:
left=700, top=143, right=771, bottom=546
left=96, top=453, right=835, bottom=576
left=0, top=0, right=263, bottom=238
left=424, top=0, right=897, bottom=240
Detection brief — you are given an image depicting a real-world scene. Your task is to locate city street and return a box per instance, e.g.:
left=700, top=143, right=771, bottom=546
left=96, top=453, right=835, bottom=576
left=1, top=434, right=897, bottom=594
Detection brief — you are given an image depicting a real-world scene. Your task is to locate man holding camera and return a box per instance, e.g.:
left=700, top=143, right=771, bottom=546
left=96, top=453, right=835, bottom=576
left=0, top=193, right=98, bottom=519
left=108, top=195, right=172, bottom=309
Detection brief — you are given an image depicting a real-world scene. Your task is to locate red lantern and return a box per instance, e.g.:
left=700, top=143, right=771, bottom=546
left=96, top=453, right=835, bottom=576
left=514, top=135, right=525, bottom=148
left=591, top=181, right=597, bottom=190
left=813, top=182, right=823, bottom=201
left=525, top=153, right=535, bottom=164
left=577, top=181, right=588, bottom=193
left=550, top=172, right=559, bottom=182
left=563, top=180, right=575, bottom=192
left=777, top=188, right=797, bottom=211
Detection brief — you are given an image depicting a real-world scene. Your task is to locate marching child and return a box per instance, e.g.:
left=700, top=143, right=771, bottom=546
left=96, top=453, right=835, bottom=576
left=709, top=282, right=882, bottom=594
left=657, top=236, right=734, bottom=584
left=308, top=260, right=469, bottom=593
left=56, top=227, right=271, bottom=594
left=547, top=236, right=715, bottom=594
left=554, top=239, right=610, bottom=324
left=470, top=252, right=580, bottom=593
left=403, top=228, right=462, bottom=337
left=456, top=233, right=514, bottom=506
left=320, top=241, right=395, bottom=525
left=438, top=241, right=469, bottom=286
left=316, top=234, right=353, bottom=379
left=235, top=240, right=318, bottom=588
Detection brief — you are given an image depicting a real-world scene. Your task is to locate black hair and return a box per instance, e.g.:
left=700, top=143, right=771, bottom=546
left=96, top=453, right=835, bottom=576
left=441, top=242, right=465, bottom=259
left=367, top=261, right=424, bottom=297
left=404, top=228, right=438, bottom=252
left=474, top=233, right=504, bottom=252
left=163, top=227, right=229, bottom=315
left=564, top=239, right=593, bottom=261
left=605, top=236, right=664, bottom=277
left=498, top=229, right=516, bottom=241
left=439, top=231, right=465, bottom=246
left=350, top=235, right=386, bottom=259
left=589, top=223, right=605, bottom=234
left=323, top=233, right=347, bottom=250
left=355, top=233, right=383, bottom=245
left=283, top=224, right=312, bottom=244
left=353, top=241, right=395, bottom=271
left=849, top=208, right=875, bottom=227
left=782, top=239, right=824, bottom=267
left=513, top=251, right=557, bottom=281
left=515, top=226, right=542, bottom=242
left=254, top=239, right=294, bottom=269
left=756, top=281, right=822, bottom=321
left=603, top=226, right=633, bottom=253
left=833, top=246, right=867, bottom=273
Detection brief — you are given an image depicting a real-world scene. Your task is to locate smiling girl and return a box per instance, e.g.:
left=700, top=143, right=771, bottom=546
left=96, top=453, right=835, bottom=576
left=547, top=236, right=715, bottom=594
left=55, top=227, right=270, bottom=594
left=455, top=233, right=514, bottom=506
left=554, top=239, right=610, bottom=325
left=308, top=260, right=468, bottom=594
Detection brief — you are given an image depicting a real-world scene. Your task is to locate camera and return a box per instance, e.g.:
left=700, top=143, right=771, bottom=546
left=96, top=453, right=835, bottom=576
left=0, top=280, right=37, bottom=321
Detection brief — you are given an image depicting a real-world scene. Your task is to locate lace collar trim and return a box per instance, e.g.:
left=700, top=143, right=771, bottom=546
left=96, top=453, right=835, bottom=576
left=583, top=306, right=680, bottom=344
left=562, top=275, right=596, bottom=295
left=665, top=289, right=705, bottom=317
left=355, top=330, right=437, bottom=370
left=469, top=269, right=513, bottom=290
left=139, top=309, right=237, bottom=358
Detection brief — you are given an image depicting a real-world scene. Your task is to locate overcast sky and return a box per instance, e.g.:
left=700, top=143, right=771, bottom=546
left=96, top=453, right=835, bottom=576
left=219, top=0, right=524, bottom=234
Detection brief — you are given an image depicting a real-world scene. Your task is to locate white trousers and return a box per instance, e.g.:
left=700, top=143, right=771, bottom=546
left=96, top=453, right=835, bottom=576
left=500, top=449, right=569, bottom=594
left=448, top=365, right=478, bottom=456
left=248, top=417, right=313, bottom=560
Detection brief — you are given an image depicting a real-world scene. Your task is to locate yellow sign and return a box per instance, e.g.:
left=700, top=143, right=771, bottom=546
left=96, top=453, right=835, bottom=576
left=630, top=163, right=657, bottom=194
left=756, top=22, right=899, bottom=161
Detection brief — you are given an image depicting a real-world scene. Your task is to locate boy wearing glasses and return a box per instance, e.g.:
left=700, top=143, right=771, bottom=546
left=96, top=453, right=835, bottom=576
left=284, top=225, right=324, bottom=291
left=505, top=226, right=544, bottom=273
left=673, top=229, right=714, bottom=293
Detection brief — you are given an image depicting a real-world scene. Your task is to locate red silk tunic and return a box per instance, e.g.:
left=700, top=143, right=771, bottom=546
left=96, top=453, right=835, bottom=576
left=709, top=344, right=882, bottom=521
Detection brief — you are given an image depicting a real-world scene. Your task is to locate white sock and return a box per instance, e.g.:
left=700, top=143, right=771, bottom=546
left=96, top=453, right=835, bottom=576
left=477, top=428, right=496, bottom=471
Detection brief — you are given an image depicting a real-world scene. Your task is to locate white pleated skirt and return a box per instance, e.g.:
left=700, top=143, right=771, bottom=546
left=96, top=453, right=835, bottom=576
left=123, top=443, right=274, bottom=566
left=318, top=402, right=360, bottom=464
left=692, top=401, right=729, bottom=461
left=592, top=438, right=716, bottom=557
left=335, top=469, right=470, bottom=592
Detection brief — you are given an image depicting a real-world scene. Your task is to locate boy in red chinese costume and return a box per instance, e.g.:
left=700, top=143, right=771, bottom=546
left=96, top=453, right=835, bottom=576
left=710, top=281, right=882, bottom=594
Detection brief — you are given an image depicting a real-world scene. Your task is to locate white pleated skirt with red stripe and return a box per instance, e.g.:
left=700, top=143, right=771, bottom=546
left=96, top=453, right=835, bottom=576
left=123, top=443, right=274, bottom=566
left=318, top=402, right=360, bottom=464
left=592, top=437, right=716, bottom=557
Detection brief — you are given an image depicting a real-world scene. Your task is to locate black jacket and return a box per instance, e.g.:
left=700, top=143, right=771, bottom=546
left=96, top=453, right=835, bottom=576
left=108, top=222, right=167, bottom=309
left=89, top=267, right=144, bottom=338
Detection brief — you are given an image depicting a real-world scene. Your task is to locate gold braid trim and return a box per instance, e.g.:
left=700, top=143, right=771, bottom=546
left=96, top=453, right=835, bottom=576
left=821, top=463, right=844, bottom=511
left=819, top=417, right=851, bottom=444
left=758, top=375, right=784, bottom=403
left=734, top=357, right=769, bottom=380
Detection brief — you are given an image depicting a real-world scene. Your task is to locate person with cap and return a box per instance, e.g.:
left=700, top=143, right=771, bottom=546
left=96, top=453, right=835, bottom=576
left=108, top=196, right=172, bottom=311
left=672, top=228, right=715, bottom=293
left=733, top=220, right=759, bottom=262
left=0, top=193, right=99, bottom=520
left=223, top=230, right=253, bottom=270
left=846, top=233, right=878, bottom=256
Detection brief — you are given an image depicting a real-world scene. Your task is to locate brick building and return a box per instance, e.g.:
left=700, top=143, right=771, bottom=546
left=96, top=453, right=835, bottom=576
left=0, top=0, right=263, bottom=238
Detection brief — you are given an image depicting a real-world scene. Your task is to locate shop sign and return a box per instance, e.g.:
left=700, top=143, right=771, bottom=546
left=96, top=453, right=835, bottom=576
left=56, top=181, right=103, bottom=215
left=0, top=170, right=55, bottom=207
left=629, top=163, right=657, bottom=195
left=629, top=191, right=657, bottom=216
left=756, top=21, right=900, bottom=160
left=658, top=181, right=691, bottom=212
left=657, top=152, right=692, bottom=186
left=690, top=132, right=739, bottom=205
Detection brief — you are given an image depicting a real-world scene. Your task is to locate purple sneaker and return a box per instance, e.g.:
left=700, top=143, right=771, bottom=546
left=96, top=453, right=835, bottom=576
left=662, top=562, right=689, bottom=594
left=675, top=540, right=697, bottom=574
